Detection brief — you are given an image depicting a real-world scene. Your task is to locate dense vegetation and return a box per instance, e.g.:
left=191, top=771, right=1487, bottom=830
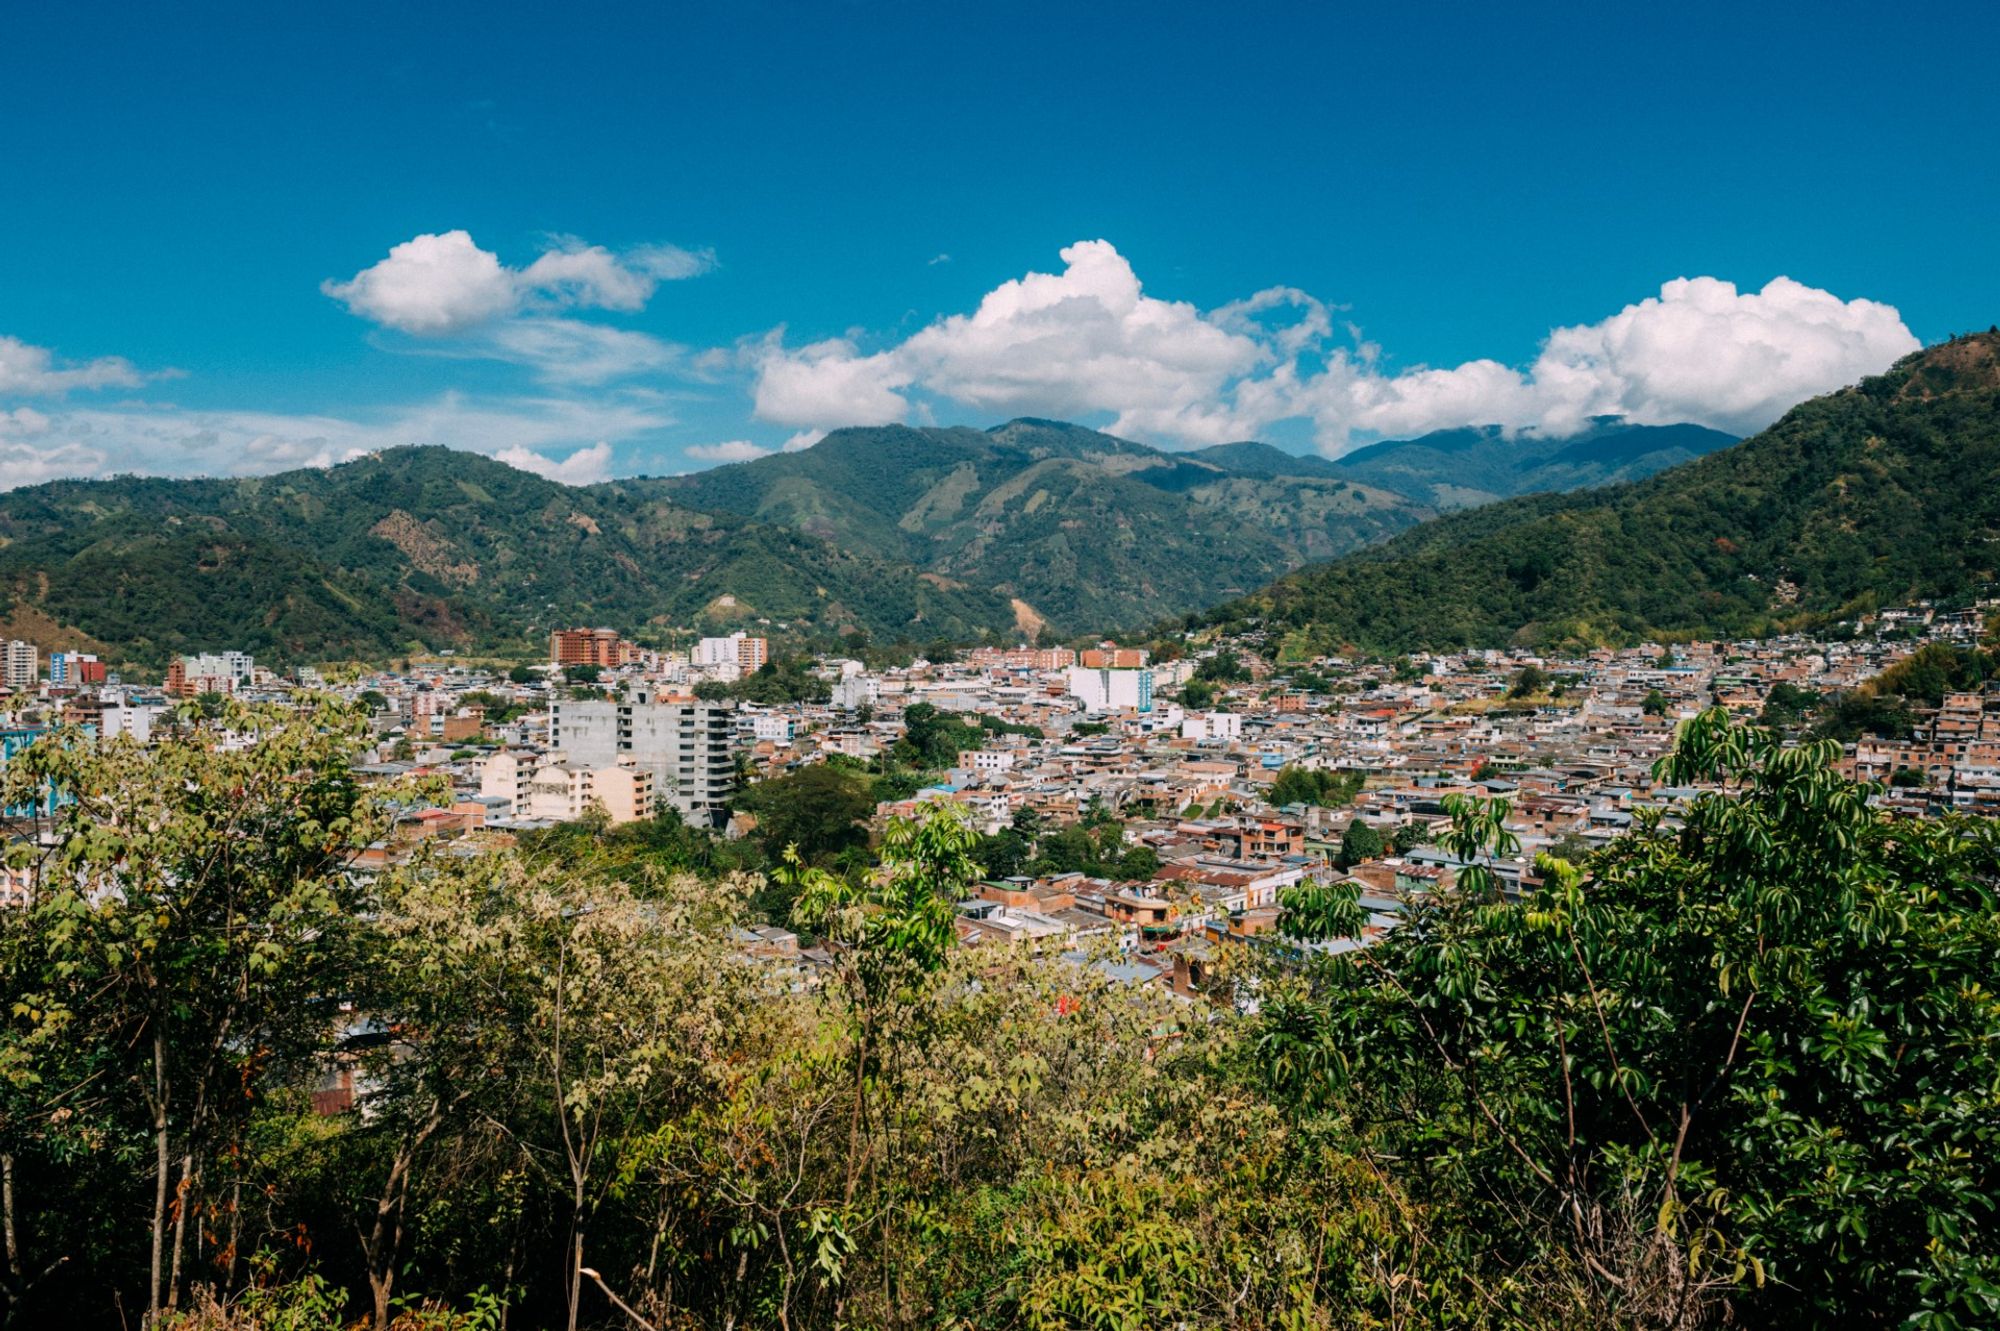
left=658, top=419, right=1433, bottom=632
left=0, top=410, right=1742, bottom=668
left=1210, top=334, right=2000, bottom=653
left=0, top=448, right=1016, bottom=667
left=2, top=702, right=1995, bottom=1329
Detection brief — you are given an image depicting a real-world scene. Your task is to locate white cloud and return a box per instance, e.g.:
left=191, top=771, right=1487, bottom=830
left=0, top=392, right=671, bottom=491
left=324, top=230, right=712, bottom=336
left=479, top=318, right=685, bottom=385
left=747, top=242, right=1919, bottom=451
left=685, top=439, right=773, bottom=463
left=0, top=334, right=162, bottom=396
left=781, top=428, right=825, bottom=452
left=751, top=332, right=909, bottom=428
left=323, top=231, right=519, bottom=335
left=492, top=440, right=614, bottom=485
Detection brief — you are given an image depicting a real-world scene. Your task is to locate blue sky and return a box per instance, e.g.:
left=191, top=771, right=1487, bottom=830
left=2, top=1, right=1995, bottom=485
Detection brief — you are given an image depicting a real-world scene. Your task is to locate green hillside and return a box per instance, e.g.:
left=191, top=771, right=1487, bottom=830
left=0, top=447, right=1015, bottom=666
left=1209, top=333, right=2000, bottom=653
left=1329, top=418, right=1736, bottom=508
left=659, top=419, right=1432, bottom=629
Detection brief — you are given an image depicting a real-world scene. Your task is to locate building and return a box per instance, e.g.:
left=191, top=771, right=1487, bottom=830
left=695, top=632, right=769, bottom=673
left=1181, top=711, right=1243, bottom=742
left=521, top=759, right=655, bottom=824
left=3, top=641, right=37, bottom=690
left=479, top=750, right=526, bottom=817
left=550, top=694, right=737, bottom=822
left=1066, top=666, right=1154, bottom=714
left=1080, top=646, right=1150, bottom=669
left=167, top=651, right=253, bottom=697
left=550, top=628, right=636, bottom=669
left=831, top=673, right=880, bottom=710
left=48, top=652, right=105, bottom=687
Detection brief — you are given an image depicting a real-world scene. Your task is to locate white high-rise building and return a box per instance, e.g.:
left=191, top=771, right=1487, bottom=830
left=1066, top=666, right=1154, bottom=714
left=694, top=632, right=769, bottom=673
left=3, top=640, right=38, bottom=690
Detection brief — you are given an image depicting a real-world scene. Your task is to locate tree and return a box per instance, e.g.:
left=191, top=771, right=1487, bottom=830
left=975, top=829, right=1031, bottom=880
left=509, top=664, right=540, bottom=685
left=1, top=698, right=411, bottom=1328
left=732, top=764, right=874, bottom=865
left=1178, top=678, right=1216, bottom=710
left=563, top=663, right=602, bottom=686
left=1641, top=688, right=1668, bottom=716
left=1115, top=846, right=1161, bottom=882
left=1270, top=709, right=2000, bottom=1328
left=1335, top=819, right=1384, bottom=868
left=1270, top=765, right=1361, bottom=809
left=1508, top=664, right=1547, bottom=698
left=1194, top=650, right=1246, bottom=684
left=505, top=865, right=751, bottom=1331
left=788, top=805, right=982, bottom=1235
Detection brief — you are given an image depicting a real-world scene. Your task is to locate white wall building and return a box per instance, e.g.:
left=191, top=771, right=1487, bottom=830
left=1066, top=666, right=1154, bottom=714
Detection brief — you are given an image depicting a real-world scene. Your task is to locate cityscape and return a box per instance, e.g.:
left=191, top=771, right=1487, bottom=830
left=4, top=4, right=1998, bottom=1330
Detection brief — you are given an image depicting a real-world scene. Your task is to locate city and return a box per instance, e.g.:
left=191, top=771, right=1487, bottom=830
left=5, top=4, right=1997, bottom=1328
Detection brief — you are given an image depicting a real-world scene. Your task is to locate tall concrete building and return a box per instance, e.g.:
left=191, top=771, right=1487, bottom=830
left=1066, top=666, right=1154, bottom=714
left=3, top=641, right=38, bottom=691
left=694, top=632, right=769, bottom=673
left=550, top=693, right=737, bottom=823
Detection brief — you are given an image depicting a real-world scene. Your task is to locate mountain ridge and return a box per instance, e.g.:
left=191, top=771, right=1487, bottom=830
left=1207, top=333, right=2000, bottom=653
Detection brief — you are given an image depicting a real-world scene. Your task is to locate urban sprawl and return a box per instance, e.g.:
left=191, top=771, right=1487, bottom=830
left=5, top=605, right=1993, bottom=988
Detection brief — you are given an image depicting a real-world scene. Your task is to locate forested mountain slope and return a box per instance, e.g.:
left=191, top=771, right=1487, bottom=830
left=0, top=447, right=1014, bottom=665
left=1209, top=333, right=2000, bottom=653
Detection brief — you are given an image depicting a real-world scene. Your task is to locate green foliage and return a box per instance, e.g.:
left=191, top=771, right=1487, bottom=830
left=0, top=446, right=1020, bottom=667
left=1508, top=663, right=1548, bottom=697
left=1194, top=649, right=1246, bottom=683
left=1178, top=677, right=1215, bottom=709
left=1642, top=688, right=1669, bottom=716
left=1271, top=764, right=1363, bottom=809
left=1336, top=819, right=1385, bottom=868
left=731, top=763, right=875, bottom=865
left=695, top=654, right=830, bottom=705
left=1267, top=709, right=2000, bottom=1328
left=562, top=662, right=601, bottom=685
left=664, top=419, right=1434, bottom=637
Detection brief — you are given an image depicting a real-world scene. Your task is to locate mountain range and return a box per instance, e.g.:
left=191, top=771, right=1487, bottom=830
left=1210, top=332, right=2000, bottom=654
left=0, top=406, right=1737, bottom=667
left=654, top=416, right=1731, bottom=631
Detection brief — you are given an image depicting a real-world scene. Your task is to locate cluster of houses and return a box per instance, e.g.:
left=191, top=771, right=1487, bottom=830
left=2, top=605, right=1997, bottom=999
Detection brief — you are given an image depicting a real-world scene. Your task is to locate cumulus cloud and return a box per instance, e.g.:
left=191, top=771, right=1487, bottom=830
left=747, top=242, right=1919, bottom=451
left=685, top=439, right=772, bottom=463
left=492, top=440, right=615, bottom=485
left=324, top=230, right=713, bottom=336
left=0, top=334, right=163, bottom=396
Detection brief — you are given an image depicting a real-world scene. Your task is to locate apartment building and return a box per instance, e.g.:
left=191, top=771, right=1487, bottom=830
left=1066, top=666, right=1154, bottom=714
left=522, top=759, right=654, bottom=824
left=550, top=628, right=636, bottom=669
left=694, top=632, right=769, bottom=673
left=3, top=640, right=37, bottom=690
left=550, top=694, right=737, bottom=823
left=48, top=652, right=105, bottom=686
